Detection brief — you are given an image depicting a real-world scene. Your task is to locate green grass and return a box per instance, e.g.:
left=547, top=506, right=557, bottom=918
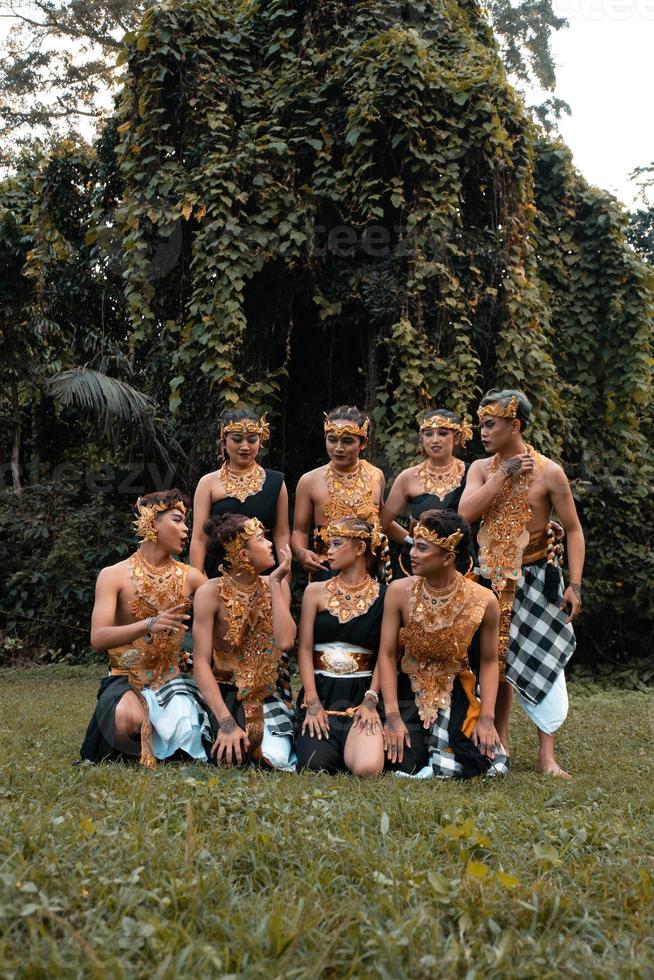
left=1, top=667, right=652, bottom=979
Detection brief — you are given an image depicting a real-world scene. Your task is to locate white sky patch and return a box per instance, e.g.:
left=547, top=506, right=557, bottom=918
left=545, top=0, right=654, bottom=207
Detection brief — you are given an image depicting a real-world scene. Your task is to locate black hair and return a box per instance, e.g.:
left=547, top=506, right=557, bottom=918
left=134, top=488, right=190, bottom=515
left=417, top=408, right=462, bottom=427
left=327, top=515, right=379, bottom=575
left=325, top=404, right=369, bottom=432
left=203, top=512, right=250, bottom=562
left=415, top=508, right=472, bottom=574
left=479, top=388, right=532, bottom=431
left=219, top=407, right=260, bottom=427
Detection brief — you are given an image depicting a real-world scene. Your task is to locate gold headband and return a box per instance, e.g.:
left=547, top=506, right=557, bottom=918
left=322, top=520, right=382, bottom=552
left=477, top=396, right=519, bottom=422
left=419, top=414, right=473, bottom=447
left=133, top=498, right=187, bottom=541
left=220, top=414, right=270, bottom=443
left=413, top=522, right=463, bottom=554
left=223, top=517, right=264, bottom=566
left=323, top=414, right=370, bottom=439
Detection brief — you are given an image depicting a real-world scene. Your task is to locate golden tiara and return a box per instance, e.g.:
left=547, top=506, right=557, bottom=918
left=419, top=414, right=473, bottom=447
left=223, top=517, right=264, bottom=565
left=220, top=414, right=270, bottom=442
left=477, top=396, right=519, bottom=422
left=133, top=498, right=187, bottom=541
left=322, top=519, right=382, bottom=552
left=413, top=522, right=463, bottom=553
left=323, top=414, right=370, bottom=439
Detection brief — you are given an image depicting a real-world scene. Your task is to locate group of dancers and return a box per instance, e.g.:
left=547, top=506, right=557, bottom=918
left=80, top=388, right=584, bottom=779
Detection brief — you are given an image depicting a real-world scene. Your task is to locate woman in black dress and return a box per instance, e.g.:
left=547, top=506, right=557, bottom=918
left=295, top=517, right=386, bottom=776
left=381, top=409, right=473, bottom=576
left=190, top=409, right=290, bottom=578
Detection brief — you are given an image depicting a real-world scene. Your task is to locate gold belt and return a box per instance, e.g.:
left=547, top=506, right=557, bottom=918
left=313, top=649, right=374, bottom=674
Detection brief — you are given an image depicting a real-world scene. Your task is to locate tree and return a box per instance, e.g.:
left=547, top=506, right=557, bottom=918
left=0, top=0, right=568, bottom=162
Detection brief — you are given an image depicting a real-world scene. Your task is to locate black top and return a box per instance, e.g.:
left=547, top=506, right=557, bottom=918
left=406, top=463, right=469, bottom=521
left=205, top=468, right=284, bottom=577
left=313, top=584, right=387, bottom=652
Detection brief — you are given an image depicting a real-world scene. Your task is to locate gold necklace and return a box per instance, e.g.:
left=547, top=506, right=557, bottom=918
left=325, top=573, right=380, bottom=624
left=324, top=459, right=378, bottom=524
left=411, top=573, right=467, bottom=630
left=219, top=461, right=265, bottom=503
left=129, top=549, right=185, bottom=608
left=416, top=457, right=465, bottom=500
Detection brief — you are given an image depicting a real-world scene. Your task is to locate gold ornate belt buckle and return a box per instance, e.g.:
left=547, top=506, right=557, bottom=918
left=319, top=650, right=362, bottom=674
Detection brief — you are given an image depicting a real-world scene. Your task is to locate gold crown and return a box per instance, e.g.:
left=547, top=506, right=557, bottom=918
left=477, top=396, right=519, bottom=422
left=419, top=414, right=473, bottom=447
left=413, top=522, right=463, bottom=553
left=323, top=519, right=383, bottom=553
left=220, top=414, right=270, bottom=442
left=223, top=517, right=264, bottom=566
left=133, top=498, right=187, bottom=541
left=323, top=414, right=370, bottom=439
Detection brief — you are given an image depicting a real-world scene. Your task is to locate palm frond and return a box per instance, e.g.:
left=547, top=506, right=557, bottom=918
left=45, top=368, right=154, bottom=426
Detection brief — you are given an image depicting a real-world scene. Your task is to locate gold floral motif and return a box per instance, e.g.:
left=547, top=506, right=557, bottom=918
left=324, top=574, right=380, bottom=624
left=107, top=551, right=190, bottom=768
left=399, top=574, right=490, bottom=724
left=219, top=461, right=265, bottom=503
left=323, top=459, right=379, bottom=525
left=214, top=573, right=284, bottom=760
left=419, top=416, right=473, bottom=447
left=133, top=498, right=187, bottom=541
left=416, top=457, right=465, bottom=500
left=477, top=444, right=546, bottom=672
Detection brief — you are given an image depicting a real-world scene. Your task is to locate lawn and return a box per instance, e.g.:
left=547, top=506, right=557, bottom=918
left=0, top=666, right=652, bottom=979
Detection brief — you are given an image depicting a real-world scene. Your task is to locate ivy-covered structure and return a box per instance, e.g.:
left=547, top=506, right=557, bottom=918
left=1, top=0, right=652, bottom=660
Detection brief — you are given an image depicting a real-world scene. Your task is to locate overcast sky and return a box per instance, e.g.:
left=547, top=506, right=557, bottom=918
left=545, top=0, right=654, bottom=208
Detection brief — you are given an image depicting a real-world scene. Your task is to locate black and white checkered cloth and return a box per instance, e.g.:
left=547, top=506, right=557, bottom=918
left=506, top=560, right=575, bottom=705
left=426, top=705, right=509, bottom=778
left=263, top=691, right=295, bottom=737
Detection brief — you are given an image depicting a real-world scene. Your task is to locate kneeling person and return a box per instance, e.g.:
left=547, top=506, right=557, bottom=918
left=193, top=515, right=296, bottom=768
left=80, top=491, right=209, bottom=769
left=378, top=510, right=507, bottom=778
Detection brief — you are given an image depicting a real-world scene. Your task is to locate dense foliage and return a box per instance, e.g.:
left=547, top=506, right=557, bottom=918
left=0, top=0, right=652, bottom=663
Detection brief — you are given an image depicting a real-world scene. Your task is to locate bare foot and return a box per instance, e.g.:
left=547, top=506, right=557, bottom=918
left=538, top=759, right=572, bottom=779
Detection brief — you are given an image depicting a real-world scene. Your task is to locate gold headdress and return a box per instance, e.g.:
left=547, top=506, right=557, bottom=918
left=323, top=519, right=382, bottom=552
left=220, top=414, right=270, bottom=443
left=133, top=497, right=187, bottom=542
left=419, top=414, right=473, bottom=447
left=323, top=414, right=370, bottom=439
left=413, top=522, right=463, bottom=554
left=477, top=396, right=519, bottom=423
left=223, top=517, right=264, bottom=568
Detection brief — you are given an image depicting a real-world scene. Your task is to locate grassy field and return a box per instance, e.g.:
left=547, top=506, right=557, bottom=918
left=0, top=666, right=652, bottom=979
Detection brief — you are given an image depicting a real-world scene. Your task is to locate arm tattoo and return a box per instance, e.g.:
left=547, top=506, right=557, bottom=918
left=218, top=716, right=237, bottom=734
left=500, top=458, right=522, bottom=478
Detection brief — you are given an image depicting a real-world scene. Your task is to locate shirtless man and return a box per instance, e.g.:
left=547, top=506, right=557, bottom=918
left=459, top=389, right=584, bottom=778
left=292, top=405, right=398, bottom=580
left=80, top=491, right=208, bottom=767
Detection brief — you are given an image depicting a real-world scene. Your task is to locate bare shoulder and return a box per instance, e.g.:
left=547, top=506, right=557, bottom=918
left=387, top=577, right=411, bottom=601
left=297, top=466, right=327, bottom=489
left=469, top=457, right=490, bottom=476
left=302, top=580, right=325, bottom=602
left=194, top=578, right=220, bottom=608
left=96, top=559, right=130, bottom=586
left=195, top=471, right=220, bottom=491
left=540, top=456, right=569, bottom=490
left=186, top=566, right=207, bottom=592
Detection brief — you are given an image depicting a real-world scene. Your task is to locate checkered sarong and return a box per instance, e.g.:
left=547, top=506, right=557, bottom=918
left=506, top=560, right=575, bottom=705
left=427, top=706, right=509, bottom=778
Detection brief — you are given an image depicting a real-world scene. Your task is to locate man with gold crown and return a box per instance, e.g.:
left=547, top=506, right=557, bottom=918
left=292, top=405, right=400, bottom=582
left=79, top=490, right=209, bottom=768
left=459, top=389, right=584, bottom=778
